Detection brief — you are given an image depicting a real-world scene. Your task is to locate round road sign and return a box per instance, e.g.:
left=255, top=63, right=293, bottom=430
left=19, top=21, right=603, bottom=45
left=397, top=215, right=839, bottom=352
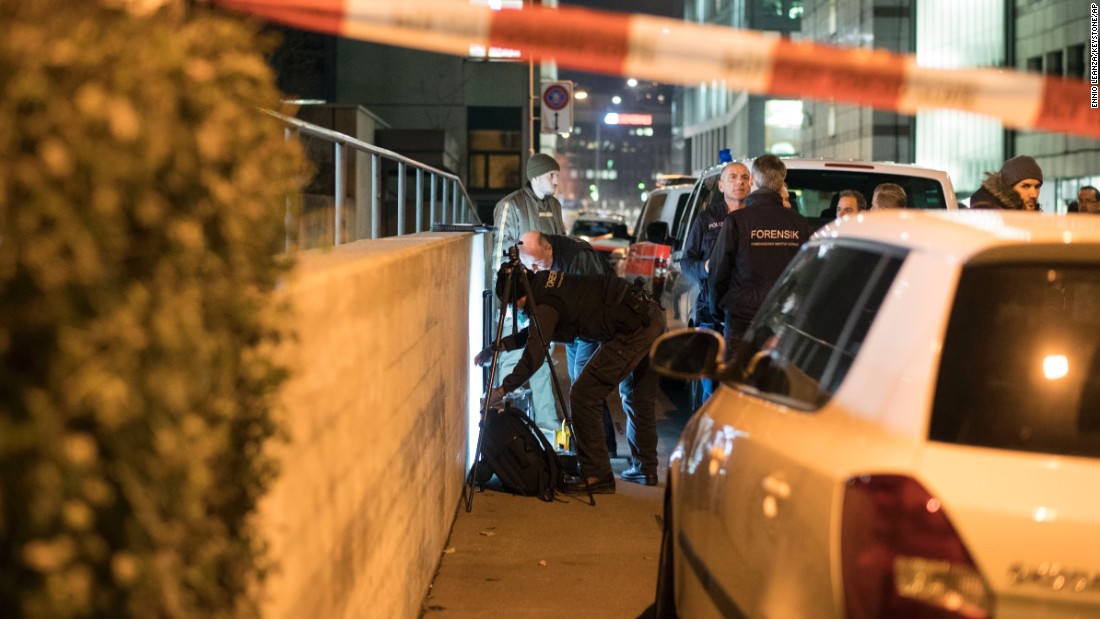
left=543, top=84, right=570, bottom=111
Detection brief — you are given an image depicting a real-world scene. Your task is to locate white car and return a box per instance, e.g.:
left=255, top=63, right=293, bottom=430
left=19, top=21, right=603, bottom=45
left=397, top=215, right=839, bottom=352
left=651, top=210, right=1100, bottom=619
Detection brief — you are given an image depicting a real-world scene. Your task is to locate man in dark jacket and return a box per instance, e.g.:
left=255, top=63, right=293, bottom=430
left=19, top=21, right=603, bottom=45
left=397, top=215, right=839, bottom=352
left=681, top=162, right=750, bottom=402
left=518, top=231, right=622, bottom=461
left=968, top=155, right=1043, bottom=211
left=708, top=155, right=811, bottom=356
left=477, top=268, right=666, bottom=494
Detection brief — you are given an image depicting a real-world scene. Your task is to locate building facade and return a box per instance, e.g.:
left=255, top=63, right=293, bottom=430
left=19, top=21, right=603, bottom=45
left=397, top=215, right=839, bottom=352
left=679, top=0, right=1100, bottom=210
left=679, top=0, right=805, bottom=173
left=553, top=76, right=677, bottom=222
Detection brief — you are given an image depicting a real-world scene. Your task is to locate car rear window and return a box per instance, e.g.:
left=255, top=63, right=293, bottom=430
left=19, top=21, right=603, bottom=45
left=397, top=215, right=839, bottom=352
left=932, top=263, right=1100, bottom=458
left=785, top=169, right=949, bottom=220
left=571, top=218, right=625, bottom=239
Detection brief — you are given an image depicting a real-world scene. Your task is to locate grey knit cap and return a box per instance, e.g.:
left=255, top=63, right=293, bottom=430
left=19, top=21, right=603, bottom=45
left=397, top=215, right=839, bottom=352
left=1000, top=155, right=1043, bottom=186
left=526, top=153, right=560, bottom=181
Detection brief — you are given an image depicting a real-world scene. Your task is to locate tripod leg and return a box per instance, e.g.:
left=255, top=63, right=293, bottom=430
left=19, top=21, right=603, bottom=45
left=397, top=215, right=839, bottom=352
left=465, top=272, right=516, bottom=512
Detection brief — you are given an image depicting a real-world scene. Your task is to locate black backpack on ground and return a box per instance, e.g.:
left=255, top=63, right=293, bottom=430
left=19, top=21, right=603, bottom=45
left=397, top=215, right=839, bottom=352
left=475, top=405, right=561, bottom=501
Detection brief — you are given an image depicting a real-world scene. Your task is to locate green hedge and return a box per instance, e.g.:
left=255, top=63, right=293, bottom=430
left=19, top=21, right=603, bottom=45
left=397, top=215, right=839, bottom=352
left=0, top=2, right=307, bottom=617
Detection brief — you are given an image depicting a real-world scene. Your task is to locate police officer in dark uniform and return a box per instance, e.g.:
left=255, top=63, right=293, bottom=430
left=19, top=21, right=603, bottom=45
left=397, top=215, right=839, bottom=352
left=478, top=266, right=666, bottom=494
left=681, top=161, right=750, bottom=402
left=708, top=154, right=811, bottom=356
left=518, top=231, right=621, bottom=459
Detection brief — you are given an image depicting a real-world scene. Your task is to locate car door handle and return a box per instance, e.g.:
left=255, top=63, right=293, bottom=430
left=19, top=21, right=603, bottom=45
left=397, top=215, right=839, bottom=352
left=762, top=475, right=790, bottom=499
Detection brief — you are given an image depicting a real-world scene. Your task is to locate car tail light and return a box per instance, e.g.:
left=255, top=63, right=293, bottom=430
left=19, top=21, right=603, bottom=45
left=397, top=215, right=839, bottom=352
left=841, top=475, right=991, bottom=619
left=653, top=256, right=668, bottom=286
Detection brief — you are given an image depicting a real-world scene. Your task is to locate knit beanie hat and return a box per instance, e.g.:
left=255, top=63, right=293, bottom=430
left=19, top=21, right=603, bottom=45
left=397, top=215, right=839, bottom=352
left=1000, top=155, right=1043, bottom=186
left=526, top=153, right=560, bottom=181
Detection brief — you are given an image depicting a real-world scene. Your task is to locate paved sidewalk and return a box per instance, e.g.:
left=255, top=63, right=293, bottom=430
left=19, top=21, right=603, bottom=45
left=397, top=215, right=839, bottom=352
left=422, top=379, right=689, bottom=618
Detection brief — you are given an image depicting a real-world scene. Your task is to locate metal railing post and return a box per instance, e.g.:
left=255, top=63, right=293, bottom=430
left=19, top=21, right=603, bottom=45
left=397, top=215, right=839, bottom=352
left=452, top=181, right=460, bottom=223
left=371, top=153, right=380, bottom=240
left=430, top=173, right=438, bottom=227
left=397, top=161, right=406, bottom=236
left=442, top=178, right=450, bottom=224
left=284, top=127, right=296, bottom=251
left=334, top=141, right=344, bottom=245
left=415, top=168, right=424, bottom=232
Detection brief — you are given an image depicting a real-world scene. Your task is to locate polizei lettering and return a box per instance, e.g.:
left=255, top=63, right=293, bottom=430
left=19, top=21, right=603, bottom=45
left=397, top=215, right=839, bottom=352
left=750, top=229, right=801, bottom=240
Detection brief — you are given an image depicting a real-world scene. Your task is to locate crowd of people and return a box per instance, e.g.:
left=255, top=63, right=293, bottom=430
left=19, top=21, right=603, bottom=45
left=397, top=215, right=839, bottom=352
left=474, top=149, right=1096, bottom=499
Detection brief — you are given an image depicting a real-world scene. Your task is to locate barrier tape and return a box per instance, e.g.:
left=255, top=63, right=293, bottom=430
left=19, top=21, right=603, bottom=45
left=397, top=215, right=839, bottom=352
left=212, top=0, right=1100, bottom=139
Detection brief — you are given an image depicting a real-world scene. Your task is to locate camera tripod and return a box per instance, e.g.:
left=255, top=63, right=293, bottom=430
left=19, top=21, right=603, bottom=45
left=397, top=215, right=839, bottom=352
left=463, top=246, right=595, bottom=510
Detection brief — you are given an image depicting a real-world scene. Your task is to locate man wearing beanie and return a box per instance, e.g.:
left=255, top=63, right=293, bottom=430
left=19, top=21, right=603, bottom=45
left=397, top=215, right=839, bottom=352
left=969, top=155, right=1044, bottom=211
left=493, top=153, right=566, bottom=270
left=489, top=153, right=567, bottom=435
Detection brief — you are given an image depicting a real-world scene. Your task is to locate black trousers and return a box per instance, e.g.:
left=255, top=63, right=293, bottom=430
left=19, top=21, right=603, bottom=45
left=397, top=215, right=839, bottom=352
left=569, top=302, right=666, bottom=480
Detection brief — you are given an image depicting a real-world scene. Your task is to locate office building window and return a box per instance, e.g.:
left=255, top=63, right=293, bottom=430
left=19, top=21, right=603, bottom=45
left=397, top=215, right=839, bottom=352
left=1067, top=44, right=1085, bottom=79
left=1046, top=51, right=1064, bottom=76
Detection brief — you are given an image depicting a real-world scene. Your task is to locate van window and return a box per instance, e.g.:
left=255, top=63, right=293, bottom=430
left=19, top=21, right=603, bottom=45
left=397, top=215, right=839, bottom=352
left=669, top=192, right=691, bottom=232
left=785, top=169, right=948, bottom=220
left=635, top=193, right=668, bottom=235
left=932, top=262, right=1100, bottom=458
left=730, top=243, right=905, bottom=408
left=675, top=171, right=721, bottom=248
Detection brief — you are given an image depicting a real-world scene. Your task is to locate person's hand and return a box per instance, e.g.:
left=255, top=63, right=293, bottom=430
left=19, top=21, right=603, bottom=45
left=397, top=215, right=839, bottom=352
left=485, top=387, right=505, bottom=408
left=473, top=346, right=493, bottom=366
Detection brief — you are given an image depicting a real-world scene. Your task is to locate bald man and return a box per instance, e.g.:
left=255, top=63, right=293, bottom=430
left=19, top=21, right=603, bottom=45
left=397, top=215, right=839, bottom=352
left=517, top=231, right=622, bottom=458
left=680, top=161, right=751, bottom=403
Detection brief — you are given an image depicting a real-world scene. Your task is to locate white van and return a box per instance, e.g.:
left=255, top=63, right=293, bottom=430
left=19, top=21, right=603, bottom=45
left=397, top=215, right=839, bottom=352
left=632, top=182, right=696, bottom=245
left=662, top=158, right=959, bottom=329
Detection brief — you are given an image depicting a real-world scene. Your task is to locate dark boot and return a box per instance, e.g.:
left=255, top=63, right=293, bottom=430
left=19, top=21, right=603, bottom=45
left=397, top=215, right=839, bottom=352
left=562, top=474, right=616, bottom=494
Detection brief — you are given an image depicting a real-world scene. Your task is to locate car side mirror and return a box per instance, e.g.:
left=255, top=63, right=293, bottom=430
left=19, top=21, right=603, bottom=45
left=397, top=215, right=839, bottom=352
left=645, top=221, right=670, bottom=244
left=650, top=328, right=725, bottom=380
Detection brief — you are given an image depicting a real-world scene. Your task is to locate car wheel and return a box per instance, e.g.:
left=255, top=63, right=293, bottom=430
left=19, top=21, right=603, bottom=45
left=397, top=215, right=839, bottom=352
left=654, top=483, right=678, bottom=618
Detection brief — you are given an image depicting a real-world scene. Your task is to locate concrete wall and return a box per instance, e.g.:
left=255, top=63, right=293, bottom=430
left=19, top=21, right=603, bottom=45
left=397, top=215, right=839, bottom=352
left=258, top=232, right=488, bottom=619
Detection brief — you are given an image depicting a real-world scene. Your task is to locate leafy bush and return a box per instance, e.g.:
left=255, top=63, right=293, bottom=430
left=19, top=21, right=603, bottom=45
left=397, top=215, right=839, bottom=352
left=0, top=1, right=307, bottom=616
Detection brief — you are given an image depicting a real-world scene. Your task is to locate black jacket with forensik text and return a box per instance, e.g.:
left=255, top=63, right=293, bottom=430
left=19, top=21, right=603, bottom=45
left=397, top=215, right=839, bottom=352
left=708, top=188, right=811, bottom=331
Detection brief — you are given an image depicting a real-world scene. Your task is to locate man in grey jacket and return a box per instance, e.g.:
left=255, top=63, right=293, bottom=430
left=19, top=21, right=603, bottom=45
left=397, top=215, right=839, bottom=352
left=489, top=153, right=567, bottom=435
left=492, top=153, right=566, bottom=272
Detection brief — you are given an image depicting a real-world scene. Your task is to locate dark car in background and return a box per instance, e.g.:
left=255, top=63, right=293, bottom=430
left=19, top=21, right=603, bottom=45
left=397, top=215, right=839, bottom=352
left=569, top=212, right=631, bottom=276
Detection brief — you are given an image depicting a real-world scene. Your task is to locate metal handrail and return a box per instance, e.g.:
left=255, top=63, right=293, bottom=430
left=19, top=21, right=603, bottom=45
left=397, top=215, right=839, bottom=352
left=265, top=109, right=482, bottom=247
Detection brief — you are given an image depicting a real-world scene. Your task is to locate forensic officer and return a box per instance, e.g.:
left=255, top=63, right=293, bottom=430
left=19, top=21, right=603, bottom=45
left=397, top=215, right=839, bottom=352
left=518, top=231, right=621, bottom=460
left=476, top=266, right=666, bottom=494
left=708, top=154, right=811, bottom=356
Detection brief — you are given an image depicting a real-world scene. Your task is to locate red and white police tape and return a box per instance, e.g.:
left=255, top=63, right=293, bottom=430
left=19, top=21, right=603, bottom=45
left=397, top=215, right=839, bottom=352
left=211, top=0, right=1100, bottom=140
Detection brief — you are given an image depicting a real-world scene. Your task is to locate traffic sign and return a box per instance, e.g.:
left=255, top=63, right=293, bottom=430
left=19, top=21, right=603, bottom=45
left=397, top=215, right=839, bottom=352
left=540, top=81, right=574, bottom=134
